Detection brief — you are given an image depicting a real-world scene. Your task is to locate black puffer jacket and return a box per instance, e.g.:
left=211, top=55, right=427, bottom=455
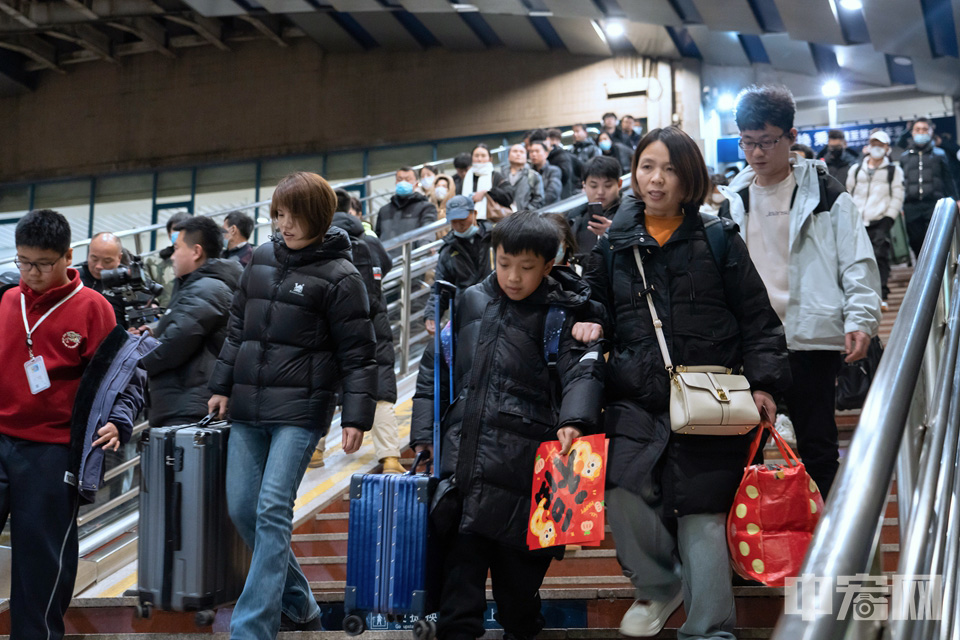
left=548, top=146, right=583, bottom=199
left=423, top=220, right=493, bottom=324
left=583, top=195, right=791, bottom=516
left=331, top=211, right=397, bottom=403
left=209, top=229, right=377, bottom=432
left=566, top=199, right=621, bottom=265
left=817, top=146, right=859, bottom=185
left=375, top=193, right=438, bottom=245
left=142, top=259, right=242, bottom=427
left=410, top=270, right=605, bottom=551
left=900, top=141, right=957, bottom=203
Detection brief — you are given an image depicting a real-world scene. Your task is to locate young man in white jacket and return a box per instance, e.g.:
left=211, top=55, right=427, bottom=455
left=846, top=130, right=905, bottom=304
left=721, top=85, right=882, bottom=499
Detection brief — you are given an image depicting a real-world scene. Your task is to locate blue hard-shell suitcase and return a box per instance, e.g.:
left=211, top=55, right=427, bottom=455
left=342, top=281, right=456, bottom=639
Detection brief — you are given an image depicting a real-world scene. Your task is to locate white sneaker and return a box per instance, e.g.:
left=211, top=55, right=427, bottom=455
left=774, top=413, right=797, bottom=448
left=619, top=590, right=683, bottom=637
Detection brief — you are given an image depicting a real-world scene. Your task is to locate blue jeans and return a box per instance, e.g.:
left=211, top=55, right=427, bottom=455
left=226, top=423, right=323, bottom=639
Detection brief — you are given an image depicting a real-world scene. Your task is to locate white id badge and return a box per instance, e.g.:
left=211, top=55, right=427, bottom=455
left=24, top=356, right=51, bottom=394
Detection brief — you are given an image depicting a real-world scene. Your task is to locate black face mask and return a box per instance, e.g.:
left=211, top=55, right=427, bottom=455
left=829, top=146, right=844, bottom=157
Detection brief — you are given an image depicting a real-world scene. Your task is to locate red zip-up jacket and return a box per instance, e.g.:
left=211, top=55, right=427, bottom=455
left=0, top=269, right=117, bottom=444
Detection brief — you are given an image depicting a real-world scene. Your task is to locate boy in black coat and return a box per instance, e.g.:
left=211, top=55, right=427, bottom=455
left=411, top=211, right=605, bottom=640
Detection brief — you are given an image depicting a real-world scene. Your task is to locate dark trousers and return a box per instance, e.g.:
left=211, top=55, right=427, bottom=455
left=782, top=350, right=843, bottom=499
left=903, top=200, right=936, bottom=260
left=437, top=533, right=552, bottom=640
left=866, top=217, right=894, bottom=299
left=0, top=435, right=79, bottom=640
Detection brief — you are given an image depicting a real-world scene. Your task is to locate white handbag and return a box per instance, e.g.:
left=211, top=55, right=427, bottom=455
left=633, top=246, right=760, bottom=436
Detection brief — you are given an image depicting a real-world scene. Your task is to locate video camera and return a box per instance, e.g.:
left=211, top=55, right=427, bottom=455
left=101, top=256, right=165, bottom=326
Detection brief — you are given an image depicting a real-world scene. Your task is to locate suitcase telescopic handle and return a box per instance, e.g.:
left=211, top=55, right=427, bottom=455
left=408, top=449, right=432, bottom=476
left=197, top=411, right=218, bottom=428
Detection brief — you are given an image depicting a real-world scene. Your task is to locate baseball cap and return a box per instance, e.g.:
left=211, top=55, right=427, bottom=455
left=869, top=130, right=891, bottom=145
left=445, top=195, right=475, bottom=221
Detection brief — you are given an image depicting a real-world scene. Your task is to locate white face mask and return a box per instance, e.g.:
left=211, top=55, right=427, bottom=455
left=711, top=193, right=725, bottom=204
left=434, top=186, right=448, bottom=200
left=869, top=146, right=887, bottom=160
left=421, top=175, right=435, bottom=189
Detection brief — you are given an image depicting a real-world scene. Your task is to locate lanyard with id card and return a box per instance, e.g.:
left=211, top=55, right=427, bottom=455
left=21, top=282, right=83, bottom=395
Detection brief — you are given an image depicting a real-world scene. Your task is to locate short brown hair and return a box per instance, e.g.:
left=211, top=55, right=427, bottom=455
left=630, top=126, right=710, bottom=210
left=270, top=172, right=336, bottom=240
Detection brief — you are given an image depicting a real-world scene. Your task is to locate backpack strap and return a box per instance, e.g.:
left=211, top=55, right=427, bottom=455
left=813, top=165, right=845, bottom=214
left=886, top=164, right=896, bottom=196
left=699, top=212, right=731, bottom=272
left=543, top=304, right=567, bottom=369
left=850, top=163, right=860, bottom=193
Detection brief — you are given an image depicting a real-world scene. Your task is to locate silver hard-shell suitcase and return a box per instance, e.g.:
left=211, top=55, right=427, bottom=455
left=136, top=414, right=250, bottom=624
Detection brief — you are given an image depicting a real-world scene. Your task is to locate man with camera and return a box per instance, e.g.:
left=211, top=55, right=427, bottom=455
left=131, top=216, right=242, bottom=427
left=78, top=232, right=129, bottom=327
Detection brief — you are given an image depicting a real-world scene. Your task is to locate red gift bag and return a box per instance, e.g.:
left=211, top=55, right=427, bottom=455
left=527, top=434, right=608, bottom=550
left=727, top=417, right=824, bottom=587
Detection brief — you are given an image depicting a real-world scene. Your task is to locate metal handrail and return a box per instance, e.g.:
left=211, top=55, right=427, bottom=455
left=0, top=146, right=510, bottom=266
left=771, top=197, right=960, bottom=639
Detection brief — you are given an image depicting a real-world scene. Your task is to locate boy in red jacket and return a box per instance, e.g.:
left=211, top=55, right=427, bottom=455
left=0, top=210, right=127, bottom=639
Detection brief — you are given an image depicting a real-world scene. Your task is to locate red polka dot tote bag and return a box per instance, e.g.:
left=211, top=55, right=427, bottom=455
left=727, top=413, right=824, bottom=587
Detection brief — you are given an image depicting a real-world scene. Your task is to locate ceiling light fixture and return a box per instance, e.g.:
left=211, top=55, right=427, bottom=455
left=717, top=93, right=736, bottom=112
left=605, top=20, right=625, bottom=38
left=839, top=0, right=862, bottom=10
left=893, top=56, right=912, bottom=66
left=822, top=80, right=841, bottom=97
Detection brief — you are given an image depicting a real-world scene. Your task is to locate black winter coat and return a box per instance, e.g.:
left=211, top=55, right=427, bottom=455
left=424, top=221, right=493, bottom=323
left=410, top=270, right=605, bottom=551
left=583, top=196, right=791, bottom=516
left=816, top=146, right=859, bottom=185
left=548, top=147, right=583, bottom=199
left=572, top=140, right=602, bottom=166
left=209, top=229, right=378, bottom=432
left=900, top=142, right=957, bottom=203
left=331, top=212, right=397, bottom=403
left=142, top=259, right=242, bottom=427
left=565, top=199, right=620, bottom=265
left=375, top=193, right=438, bottom=245
left=603, top=142, right=634, bottom=173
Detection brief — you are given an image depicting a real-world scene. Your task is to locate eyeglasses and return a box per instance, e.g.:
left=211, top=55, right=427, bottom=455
left=14, top=255, right=64, bottom=273
left=738, top=137, right=783, bottom=152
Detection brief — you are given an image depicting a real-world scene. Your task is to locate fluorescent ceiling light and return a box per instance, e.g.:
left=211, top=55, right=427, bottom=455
left=821, top=80, right=841, bottom=97
left=839, top=0, right=862, bottom=9
left=893, top=56, right=912, bottom=66
left=452, top=3, right=479, bottom=11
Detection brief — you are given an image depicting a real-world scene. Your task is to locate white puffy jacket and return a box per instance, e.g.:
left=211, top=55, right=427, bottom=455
left=845, top=158, right=905, bottom=225
left=719, top=159, right=881, bottom=351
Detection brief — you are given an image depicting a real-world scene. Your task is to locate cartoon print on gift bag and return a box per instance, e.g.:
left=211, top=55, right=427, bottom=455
left=527, top=433, right=609, bottom=550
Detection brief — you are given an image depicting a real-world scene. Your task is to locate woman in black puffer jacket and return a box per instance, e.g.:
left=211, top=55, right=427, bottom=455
left=208, top=172, right=377, bottom=638
left=582, top=127, right=791, bottom=639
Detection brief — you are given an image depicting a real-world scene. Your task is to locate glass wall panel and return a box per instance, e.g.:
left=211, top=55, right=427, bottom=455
left=0, top=185, right=31, bottom=263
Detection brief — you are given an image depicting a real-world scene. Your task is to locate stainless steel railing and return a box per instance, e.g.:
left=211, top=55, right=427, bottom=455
left=772, top=197, right=960, bottom=640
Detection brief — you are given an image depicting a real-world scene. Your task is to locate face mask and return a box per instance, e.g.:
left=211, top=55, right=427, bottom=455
left=421, top=175, right=435, bottom=189
left=395, top=181, right=414, bottom=197
left=434, top=186, right=448, bottom=200
left=869, top=146, right=887, bottom=159
left=554, top=246, right=566, bottom=264
left=453, top=224, right=480, bottom=239
left=633, top=126, right=642, bottom=135
left=223, top=236, right=230, bottom=249
left=599, top=140, right=612, bottom=151
left=829, top=146, right=843, bottom=157
left=913, top=133, right=931, bottom=146
left=711, top=193, right=725, bottom=204
left=170, top=231, right=179, bottom=245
